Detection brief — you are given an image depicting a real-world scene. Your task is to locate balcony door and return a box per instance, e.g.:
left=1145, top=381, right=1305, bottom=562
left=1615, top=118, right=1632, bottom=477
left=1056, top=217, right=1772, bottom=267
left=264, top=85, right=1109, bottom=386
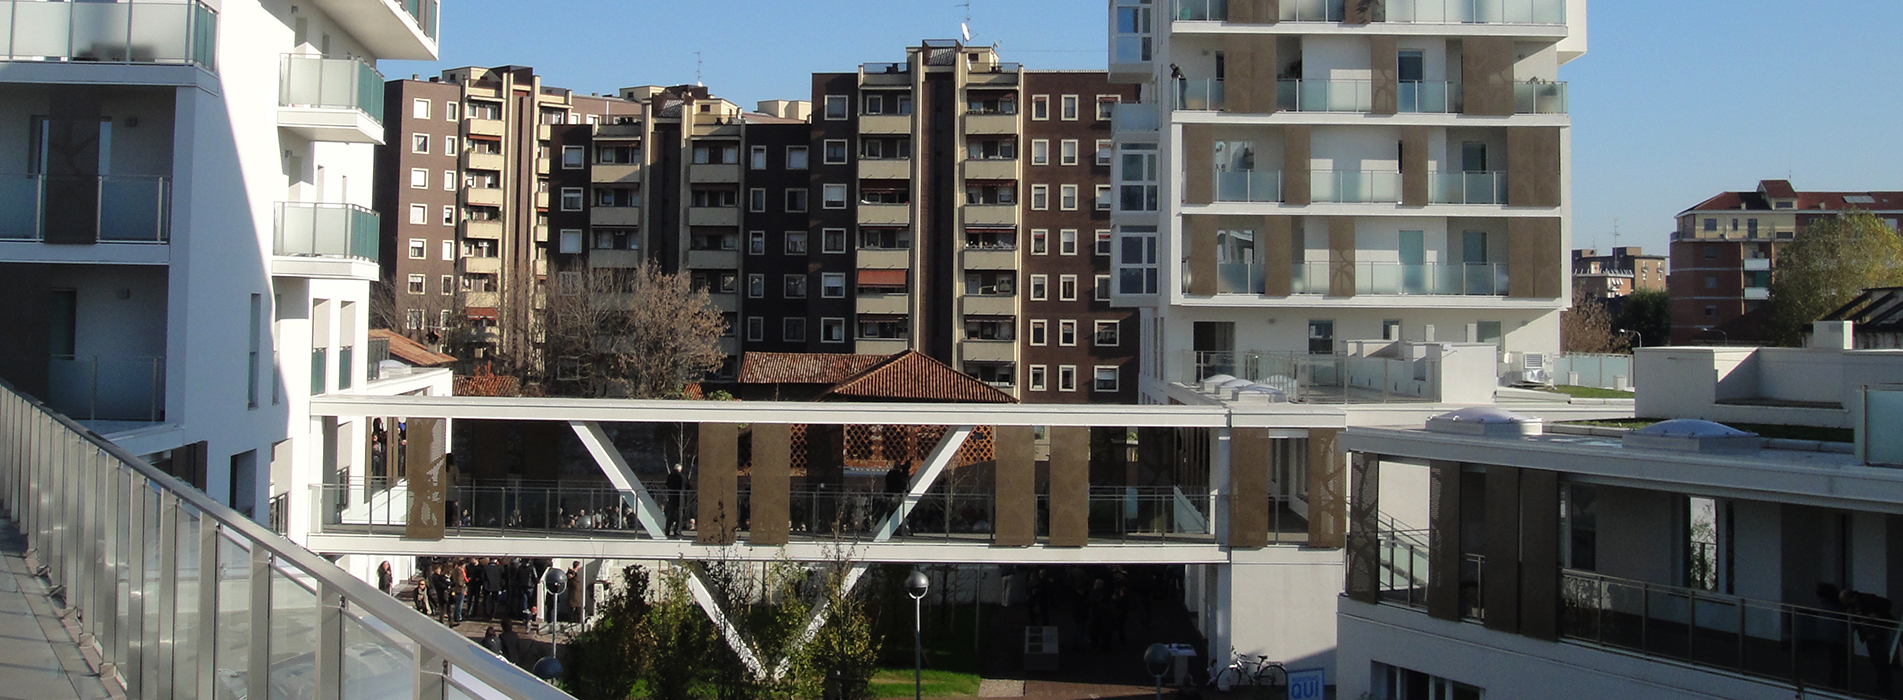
left=30, top=114, right=111, bottom=244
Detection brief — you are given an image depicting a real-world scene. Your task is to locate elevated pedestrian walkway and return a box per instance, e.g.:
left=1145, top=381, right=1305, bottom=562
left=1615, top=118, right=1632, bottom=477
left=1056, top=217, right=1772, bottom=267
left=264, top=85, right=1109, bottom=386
left=0, top=517, right=112, bottom=700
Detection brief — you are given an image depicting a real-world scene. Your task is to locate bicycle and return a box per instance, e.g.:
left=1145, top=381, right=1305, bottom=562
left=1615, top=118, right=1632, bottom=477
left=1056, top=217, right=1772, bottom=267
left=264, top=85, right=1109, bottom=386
left=1208, top=648, right=1288, bottom=692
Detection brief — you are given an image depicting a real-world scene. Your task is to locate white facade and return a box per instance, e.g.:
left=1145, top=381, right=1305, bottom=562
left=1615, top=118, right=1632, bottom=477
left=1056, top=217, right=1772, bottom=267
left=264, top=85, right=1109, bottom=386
left=0, top=0, right=443, bottom=534
left=1106, top=0, right=1586, bottom=404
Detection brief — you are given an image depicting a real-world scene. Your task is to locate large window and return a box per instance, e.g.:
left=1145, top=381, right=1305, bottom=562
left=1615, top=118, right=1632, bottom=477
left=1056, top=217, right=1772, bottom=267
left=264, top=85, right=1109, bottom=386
left=562, top=145, right=585, bottom=169
left=823, top=95, right=848, bottom=120
left=1119, top=144, right=1159, bottom=212
left=822, top=184, right=848, bottom=209
left=1118, top=226, right=1159, bottom=295
left=784, top=318, right=808, bottom=342
left=785, top=189, right=809, bottom=212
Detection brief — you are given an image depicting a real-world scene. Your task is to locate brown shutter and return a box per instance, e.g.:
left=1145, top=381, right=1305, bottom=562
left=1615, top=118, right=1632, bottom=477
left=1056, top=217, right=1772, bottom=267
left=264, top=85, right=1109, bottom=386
left=1188, top=216, right=1219, bottom=296
left=1306, top=428, right=1347, bottom=548
left=1185, top=124, right=1216, bottom=204
left=994, top=425, right=1036, bottom=546
left=1427, top=460, right=1462, bottom=621
left=1283, top=125, right=1311, bottom=206
left=1047, top=426, right=1089, bottom=547
left=1228, top=428, right=1271, bottom=549
left=748, top=423, right=791, bottom=545
left=1401, top=126, right=1430, bottom=206
left=1369, top=36, right=1398, bottom=115
left=696, top=422, right=739, bottom=545
left=1507, top=217, right=1563, bottom=299
left=1483, top=465, right=1521, bottom=633
left=1328, top=217, right=1357, bottom=297
left=1461, top=37, right=1515, bottom=116
left=1262, top=216, right=1294, bottom=296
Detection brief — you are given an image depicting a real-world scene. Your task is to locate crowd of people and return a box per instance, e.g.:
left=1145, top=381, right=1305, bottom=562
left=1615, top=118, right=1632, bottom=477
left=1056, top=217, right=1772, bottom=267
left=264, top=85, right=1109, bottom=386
left=376, top=557, right=593, bottom=666
left=1008, top=564, right=1184, bottom=654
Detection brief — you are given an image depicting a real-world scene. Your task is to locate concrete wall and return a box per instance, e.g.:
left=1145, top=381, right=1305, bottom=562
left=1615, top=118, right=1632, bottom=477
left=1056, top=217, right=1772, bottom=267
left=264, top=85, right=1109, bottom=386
left=1636, top=347, right=1903, bottom=428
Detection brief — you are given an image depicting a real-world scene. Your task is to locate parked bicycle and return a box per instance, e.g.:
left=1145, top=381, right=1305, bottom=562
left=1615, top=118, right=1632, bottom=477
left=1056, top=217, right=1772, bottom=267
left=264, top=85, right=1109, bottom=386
left=1208, top=647, right=1288, bottom=692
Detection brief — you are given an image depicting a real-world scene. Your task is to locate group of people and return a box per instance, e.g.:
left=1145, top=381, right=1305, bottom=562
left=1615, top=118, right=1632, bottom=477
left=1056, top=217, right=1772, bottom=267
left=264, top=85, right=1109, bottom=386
left=1010, top=564, right=1179, bottom=654
left=377, top=557, right=591, bottom=631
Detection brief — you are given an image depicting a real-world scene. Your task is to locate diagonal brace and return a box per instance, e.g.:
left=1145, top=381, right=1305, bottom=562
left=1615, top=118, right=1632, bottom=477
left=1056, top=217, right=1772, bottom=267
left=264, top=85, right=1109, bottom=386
left=681, top=561, right=770, bottom=680
left=871, top=426, right=974, bottom=542
left=569, top=421, right=669, bottom=539
left=768, top=563, right=870, bottom=681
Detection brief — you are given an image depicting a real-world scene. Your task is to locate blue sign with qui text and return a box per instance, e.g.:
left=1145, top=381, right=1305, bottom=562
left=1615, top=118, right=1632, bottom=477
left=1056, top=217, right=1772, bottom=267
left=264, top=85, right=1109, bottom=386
left=1286, top=667, right=1326, bottom=700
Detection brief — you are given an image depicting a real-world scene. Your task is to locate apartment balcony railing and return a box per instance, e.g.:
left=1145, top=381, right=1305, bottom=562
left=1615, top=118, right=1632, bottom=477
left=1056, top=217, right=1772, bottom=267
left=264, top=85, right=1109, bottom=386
left=1399, top=80, right=1463, bottom=113
left=1111, top=102, right=1160, bottom=132
left=1171, top=0, right=1228, bottom=21
left=1428, top=171, right=1509, bottom=204
left=274, top=202, right=379, bottom=261
left=0, top=383, right=569, bottom=700
left=1177, top=78, right=1225, bottom=111
left=278, top=54, right=385, bottom=126
left=1384, top=0, right=1567, bottom=25
left=1352, top=262, right=1509, bottom=296
left=1281, top=0, right=1347, bottom=22
left=1311, top=170, right=1402, bottom=203
left=397, top=0, right=440, bottom=40
left=0, top=355, right=166, bottom=422
left=1216, top=261, right=1266, bottom=294
left=1214, top=169, right=1283, bottom=203
left=1277, top=79, right=1373, bottom=113
left=1181, top=351, right=1443, bottom=404
left=1514, top=80, right=1568, bottom=114
left=311, top=347, right=328, bottom=395
left=0, top=0, right=216, bottom=69
left=0, top=174, right=170, bottom=243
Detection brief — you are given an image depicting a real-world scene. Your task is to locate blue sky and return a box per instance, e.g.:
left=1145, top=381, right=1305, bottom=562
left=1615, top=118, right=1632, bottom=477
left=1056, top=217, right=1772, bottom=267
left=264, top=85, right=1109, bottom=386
left=386, top=0, right=1903, bottom=257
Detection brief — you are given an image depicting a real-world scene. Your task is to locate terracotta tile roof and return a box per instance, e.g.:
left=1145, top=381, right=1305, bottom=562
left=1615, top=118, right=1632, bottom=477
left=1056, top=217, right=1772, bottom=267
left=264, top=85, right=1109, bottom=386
left=737, top=352, right=886, bottom=385
left=369, top=329, right=456, bottom=367
left=820, top=350, right=1017, bottom=403
left=1757, top=179, right=1798, bottom=199
left=1681, top=182, right=1903, bottom=215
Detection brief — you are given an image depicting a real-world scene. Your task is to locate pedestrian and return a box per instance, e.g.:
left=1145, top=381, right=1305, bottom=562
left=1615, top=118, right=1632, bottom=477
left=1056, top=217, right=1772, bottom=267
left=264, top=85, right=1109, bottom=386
left=449, top=559, right=468, bottom=624
left=1841, top=588, right=1898, bottom=691
left=498, top=620, right=521, bottom=665
left=567, top=561, right=585, bottom=622
left=482, top=558, right=505, bottom=619
left=482, top=626, right=503, bottom=657
left=376, top=561, right=393, bottom=596
left=665, top=463, right=686, bottom=537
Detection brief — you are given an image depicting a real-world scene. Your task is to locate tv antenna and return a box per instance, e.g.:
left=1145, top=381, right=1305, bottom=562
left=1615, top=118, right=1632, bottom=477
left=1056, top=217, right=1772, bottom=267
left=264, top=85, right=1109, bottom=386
left=958, top=2, right=972, bottom=43
left=694, top=51, right=703, bottom=86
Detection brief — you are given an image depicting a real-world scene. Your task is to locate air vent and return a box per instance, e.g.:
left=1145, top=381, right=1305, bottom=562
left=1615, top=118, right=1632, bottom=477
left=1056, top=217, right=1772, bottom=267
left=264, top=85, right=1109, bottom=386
left=1425, top=407, right=1543, bottom=437
left=1622, top=419, right=1759, bottom=454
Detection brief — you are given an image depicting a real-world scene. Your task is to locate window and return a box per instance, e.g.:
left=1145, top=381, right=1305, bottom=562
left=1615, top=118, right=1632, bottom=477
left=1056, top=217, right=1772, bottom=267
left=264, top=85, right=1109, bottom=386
left=823, top=95, right=848, bottom=120
left=784, top=275, right=808, bottom=298
left=692, top=144, right=740, bottom=164
left=822, top=184, right=848, bottom=209
left=1704, top=276, right=1717, bottom=289
left=445, top=135, right=457, bottom=155
left=1030, top=184, right=1049, bottom=210
left=863, top=93, right=884, bottom=115
left=560, top=187, right=584, bottom=211
left=1059, top=184, right=1079, bottom=210
left=1095, top=185, right=1113, bottom=211
left=821, top=273, right=846, bottom=298
left=441, top=206, right=454, bottom=225
left=691, top=189, right=736, bottom=208
left=1383, top=319, right=1403, bottom=341
left=1060, top=95, right=1080, bottom=120
left=1031, top=95, right=1049, bottom=120
left=407, top=274, right=425, bottom=295
left=1095, top=230, right=1112, bottom=256
left=822, top=229, right=847, bottom=253
left=1119, top=144, right=1159, bottom=212
left=1059, top=229, right=1079, bottom=255
left=749, top=188, right=767, bottom=212
left=1030, top=140, right=1049, bottom=166
left=785, top=231, right=808, bottom=255
left=750, top=146, right=768, bottom=170
left=820, top=317, right=846, bottom=343
left=1029, top=274, right=1049, bottom=301
left=786, top=146, right=809, bottom=170
left=1118, top=227, right=1159, bottom=294
left=783, top=317, right=808, bottom=342
left=1096, top=139, right=1113, bottom=166
left=747, top=274, right=764, bottom=298
left=1057, top=365, right=1077, bottom=391
left=405, top=308, right=423, bottom=330
left=410, top=168, right=428, bottom=188
left=1095, top=95, right=1119, bottom=120
left=443, top=170, right=456, bottom=190
left=1059, top=274, right=1078, bottom=301
left=408, top=238, right=426, bottom=259
left=1093, top=366, right=1119, bottom=392
left=823, top=140, right=848, bottom=165
left=1703, top=218, right=1717, bottom=232
left=1094, top=275, right=1111, bottom=300
left=748, top=231, right=766, bottom=255
left=440, top=275, right=454, bottom=295
left=785, top=189, right=809, bottom=212
left=441, top=240, right=454, bottom=261
left=1029, top=320, right=1048, bottom=346
left=1703, top=245, right=1718, bottom=259
left=561, top=145, right=584, bottom=169
left=559, top=229, right=582, bottom=253
left=1023, top=230, right=1047, bottom=255
left=411, top=133, right=428, bottom=154
left=1028, top=365, right=1048, bottom=391
left=1094, top=320, right=1120, bottom=346
left=746, top=316, right=764, bottom=342
left=1704, top=305, right=1717, bottom=318
left=445, top=102, right=459, bottom=121
left=1060, top=139, right=1079, bottom=166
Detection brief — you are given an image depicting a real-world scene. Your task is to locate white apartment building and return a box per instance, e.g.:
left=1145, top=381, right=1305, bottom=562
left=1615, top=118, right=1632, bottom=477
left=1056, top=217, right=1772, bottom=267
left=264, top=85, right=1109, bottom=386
left=0, top=0, right=446, bottom=535
left=1106, top=0, right=1586, bottom=402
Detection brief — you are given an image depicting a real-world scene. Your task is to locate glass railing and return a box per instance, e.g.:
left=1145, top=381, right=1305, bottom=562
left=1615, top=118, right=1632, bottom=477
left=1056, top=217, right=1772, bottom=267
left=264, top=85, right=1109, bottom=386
left=279, top=54, right=386, bottom=125
left=1399, top=80, right=1463, bottom=113
left=1112, top=102, right=1159, bottom=132
left=398, top=0, right=440, bottom=40
left=1311, top=170, right=1402, bottom=203
left=1214, top=170, right=1283, bottom=203
left=0, top=173, right=170, bottom=243
left=338, top=345, right=354, bottom=390
left=1279, top=0, right=1346, bottom=22
left=1384, top=0, right=1567, bottom=24
left=0, top=383, right=570, bottom=700
left=1354, top=262, right=1509, bottom=296
left=275, top=202, right=380, bottom=261
left=1180, top=351, right=1443, bottom=404
left=1172, top=0, right=1229, bottom=21
left=310, top=347, right=327, bottom=395
left=1515, top=80, right=1569, bottom=114
left=1176, top=78, right=1224, bottom=111
left=1371, top=529, right=1432, bottom=609
left=1277, top=79, right=1373, bottom=112
left=1113, top=35, right=1153, bottom=64
left=4, top=355, right=168, bottom=422
left=1217, top=261, right=1265, bottom=294
left=0, top=0, right=217, bottom=69
left=1429, top=171, right=1509, bottom=204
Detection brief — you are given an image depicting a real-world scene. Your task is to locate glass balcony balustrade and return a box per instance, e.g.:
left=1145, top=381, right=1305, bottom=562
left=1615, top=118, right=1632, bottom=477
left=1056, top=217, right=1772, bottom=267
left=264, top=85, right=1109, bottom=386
left=0, top=0, right=216, bottom=68
left=274, top=202, right=380, bottom=261
left=0, top=174, right=170, bottom=242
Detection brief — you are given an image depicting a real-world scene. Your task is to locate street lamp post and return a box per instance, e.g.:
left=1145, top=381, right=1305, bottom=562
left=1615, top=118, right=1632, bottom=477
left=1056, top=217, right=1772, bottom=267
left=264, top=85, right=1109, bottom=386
left=906, top=570, right=930, bottom=700
left=1617, top=328, right=1642, bottom=350
left=1143, top=643, right=1172, bottom=700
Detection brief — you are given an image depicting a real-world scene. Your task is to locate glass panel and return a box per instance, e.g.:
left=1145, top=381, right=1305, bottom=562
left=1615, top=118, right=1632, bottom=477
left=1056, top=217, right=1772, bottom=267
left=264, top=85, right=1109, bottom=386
left=12, top=2, right=74, bottom=59
left=173, top=507, right=202, bottom=695
left=68, top=2, right=132, bottom=61
left=140, top=487, right=163, bottom=695
left=127, top=2, right=191, bottom=63
left=213, top=534, right=252, bottom=699
left=341, top=610, right=415, bottom=698
left=267, top=563, right=318, bottom=700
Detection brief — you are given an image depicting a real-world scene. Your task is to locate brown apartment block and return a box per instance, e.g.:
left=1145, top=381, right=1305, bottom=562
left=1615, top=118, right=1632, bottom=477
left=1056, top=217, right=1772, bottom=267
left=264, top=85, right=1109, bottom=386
left=1570, top=246, right=1664, bottom=299
left=1668, top=179, right=1903, bottom=343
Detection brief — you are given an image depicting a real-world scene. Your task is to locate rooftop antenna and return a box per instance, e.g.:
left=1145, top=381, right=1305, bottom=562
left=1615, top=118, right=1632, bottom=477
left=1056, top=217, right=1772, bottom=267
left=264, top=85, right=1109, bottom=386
left=694, top=51, right=703, bottom=87
left=1612, top=218, right=1621, bottom=250
left=958, top=1, right=971, bottom=43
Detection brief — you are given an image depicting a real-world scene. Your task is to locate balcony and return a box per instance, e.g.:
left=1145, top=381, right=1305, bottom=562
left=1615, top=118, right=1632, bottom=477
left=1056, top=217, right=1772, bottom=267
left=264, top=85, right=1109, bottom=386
left=1112, top=103, right=1159, bottom=133
left=466, top=118, right=505, bottom=137
left=304, top=0, right=439, bottom=60
left=687, top=206, right=738, bottom=227
left=1384, top=0, right=1568, bottom=25
left=463, top=151, right=505, bottom=172
left=961, top=339, right=1017, bottom=363
left=857, top=248, right=910, bottom=269
left=1399, top=81, right=1462, bottom=113
left=856, top=338, right=911, bottom=355
left=1276, top=80, right=1372, bottom=113
left=709, top=293, right=738, bottom=313
left=689, top=163, right=740, bottom=184
left=964, top=113, right=1018, bottom=135
left=858, top=203, right=911, bottom=227
left=1171, top=0, right=1228, bottom=21
left=859, top=158, right=911, bottom=180
left=1514, top=80, right=1569, bottom=114
left=1744, top=287, right=1770, bottom=301
left=272, top=202, right=380, bottom=280
left=1279, top=0, right=1345, bottom=21
left=277, top=54, right=384, bottom=144
left=1743, top=258, right=1771, bottom=272
left=590, top=206, right=643, bottom=227
left=963, top=159, right=1018, bottom=181
left=962, top=247, right=1019, bottom=270
left=1311, top=170, right=1401, bottom=204
left=0, top=0, right=217, bottom=78
left=461, top=256, right=499, bottom=275
left=0, top=174, right=170, bottom=244
left=1214, top=170, right=1283, bottom=203
left=860, top=62, right=910, bottom=85
left=462, top=187, right=503, bottom=207
left=1428, top=171, right=1509, bottom=205
left=963, top=204, right=1018, bottom=227
left=962, top=294, right=1016, bottom=317
left=857, top=292, right=910, bottom=315
left=686, top=249, right=739, bottom=270
left=1176, top=78, right=1225, bottom=111
left=27, top=355, right=166, bottom=422
left=860, top=114, right=912, bottom=134
left=592, top=163, right=642, bottom=184
left=1286, top=261, right=1507, bottom=296
left=460, top=220, right=502, bottom=240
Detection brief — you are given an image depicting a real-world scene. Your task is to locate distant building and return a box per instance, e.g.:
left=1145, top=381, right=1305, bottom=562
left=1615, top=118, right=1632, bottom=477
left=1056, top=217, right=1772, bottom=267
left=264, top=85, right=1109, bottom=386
left=1815, top=287, right=1903, bottom=349
left=1570, top=246, right=1665, bottom=299
left=1669, top=179, right=1903, bottom=343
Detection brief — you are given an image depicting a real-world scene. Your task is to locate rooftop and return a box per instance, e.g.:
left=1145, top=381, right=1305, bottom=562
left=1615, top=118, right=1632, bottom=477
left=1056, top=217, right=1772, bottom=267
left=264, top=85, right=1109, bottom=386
left=1681, top=179, right=1903, bottom=214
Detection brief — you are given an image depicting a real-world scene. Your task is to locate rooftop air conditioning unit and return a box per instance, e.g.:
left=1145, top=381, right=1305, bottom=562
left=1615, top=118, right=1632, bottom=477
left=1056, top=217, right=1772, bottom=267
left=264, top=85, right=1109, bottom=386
left=1515, top=352, right=1550, bottom=387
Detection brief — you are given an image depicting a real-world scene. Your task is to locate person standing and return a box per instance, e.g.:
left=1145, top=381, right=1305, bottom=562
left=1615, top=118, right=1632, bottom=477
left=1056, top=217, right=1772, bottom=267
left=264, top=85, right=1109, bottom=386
left=449, top=559, right=468, bottom=625
left=482, top=558, right=505, bottom=619
left=566, top=561, right=585, bottom=622
left=1842, top=588, right=1898, bottom=691
left=664, top=464, right=686, bottom=537
left=376, top=561, right=393, bottom=596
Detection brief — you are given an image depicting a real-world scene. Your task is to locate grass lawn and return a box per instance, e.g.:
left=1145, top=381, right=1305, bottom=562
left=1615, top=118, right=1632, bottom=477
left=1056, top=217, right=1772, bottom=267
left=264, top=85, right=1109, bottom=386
left=869, top=668, right=982, bottom=698
left=1537, top=385, right=1635, bottom=399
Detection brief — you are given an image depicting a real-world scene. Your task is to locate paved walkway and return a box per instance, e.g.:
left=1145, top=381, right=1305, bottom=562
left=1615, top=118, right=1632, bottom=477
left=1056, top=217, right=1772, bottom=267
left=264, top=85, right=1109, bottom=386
left=0, top=518, right=113, bottom=700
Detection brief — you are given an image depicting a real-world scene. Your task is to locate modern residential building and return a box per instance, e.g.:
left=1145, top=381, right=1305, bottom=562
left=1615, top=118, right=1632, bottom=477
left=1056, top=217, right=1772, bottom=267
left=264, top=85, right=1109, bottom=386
left=1570, top=245, right=1664, bottom=299
left=1669, top=179, right=1903, bottom=344
left=1337, top=324, right=1903, bottom=700
left=1107, top=0, right=1587, bottom=403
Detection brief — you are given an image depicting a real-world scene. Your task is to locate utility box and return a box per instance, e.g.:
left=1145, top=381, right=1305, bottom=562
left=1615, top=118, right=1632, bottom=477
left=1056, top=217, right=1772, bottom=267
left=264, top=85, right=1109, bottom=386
left=1023, top=626, right=1059, bottom=671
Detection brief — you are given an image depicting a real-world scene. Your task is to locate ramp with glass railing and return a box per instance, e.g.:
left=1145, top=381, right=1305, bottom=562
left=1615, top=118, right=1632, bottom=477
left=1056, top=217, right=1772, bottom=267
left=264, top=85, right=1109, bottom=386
left=0, top=381, right=572, bottom=700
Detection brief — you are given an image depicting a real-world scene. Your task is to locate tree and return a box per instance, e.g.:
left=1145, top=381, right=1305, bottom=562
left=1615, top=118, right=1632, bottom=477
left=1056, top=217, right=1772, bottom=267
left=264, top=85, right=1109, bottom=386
left=1561, top=287, right=1626, bottom=354
left=1766, top=211, right=1903, bottom=345
left=1612, top=289, right=1670, bottom=349
left=543, top=262, right=727, bottom=398
left=566, top=565, right=654, bottom=700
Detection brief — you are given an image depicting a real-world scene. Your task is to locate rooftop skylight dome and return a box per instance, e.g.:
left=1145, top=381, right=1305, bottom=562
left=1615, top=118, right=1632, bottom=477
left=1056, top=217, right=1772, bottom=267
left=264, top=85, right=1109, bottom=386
left=1425, top=407, right=1543, bottom=437
left=1622, top=419, right=1761, bottom=454
left=1199, top=374, right=1237, bottom=393
left=1231, top=384, right=1288, bottom=404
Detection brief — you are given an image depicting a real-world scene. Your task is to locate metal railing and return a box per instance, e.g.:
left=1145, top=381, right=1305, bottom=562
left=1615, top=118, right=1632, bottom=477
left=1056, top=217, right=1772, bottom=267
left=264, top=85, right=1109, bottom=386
left=1182, top=351, right=1442, bottom=404
left=1311, top=170, right=1402, bottom=203
left=1429, top=171, right=1509, bottom=204
left=1214, top=170, right=1283, bottom=203
left=1514, top=80, right=1568, bottom=114
left=1277, top=79, right=1373, bottom=112
left=279, top=54, right=386, bottom=125
left=275, top=202, right=380, bottom=261
left=0, top=0, right=217, bottom=69
left=1374, top=528, right=1431, bottom=609
left=1280, top=0, right=1346, bottom=21
left=1398, top=80, right=1463, bottom=113
left=0, top=173, right=171, bottom=243
left=0, top=382, right=570, bottom=700
left=1384, top=0, right=1567, bottom=25
left=1350, top=262, right=1509, bottom=296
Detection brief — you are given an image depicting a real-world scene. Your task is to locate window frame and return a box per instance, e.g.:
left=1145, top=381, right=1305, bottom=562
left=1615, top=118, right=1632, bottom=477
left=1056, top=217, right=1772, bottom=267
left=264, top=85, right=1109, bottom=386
left=786, top=146, right=810, bottom=170
left=1093, top=365, right=1120, bottom=392
left=1027, top=365, right=1048, bottom=391
left=820, top=273, right=846, bottom=299
left=559, top=187, right=584, bottom=211
left=406, top=274, right=425, bottom=295
left=410, top=133, right=429, bottom=154
left=1030, top=184, right=1049, bottom=210
left=785, top=188, right=809, bottom=213
left=1094, top=320, right=1120, bottom=347
left=822, top=228, right=848, bottom=254
left=1059, top=184, right=1079, bottom=210
left=1059, top=229, right=1079, bottom=256
left=561, top=145, right=585, bottom=169
left=1057, top=365, right=1077, bottom=391
left=1058, top=274, right=1078, bottom=301
left=1031, top=95, right=1050, bottom=120
left=785, top=231, right=809, bottom=255
left=409, top=167, right=428, bottom=189
left=749, top=188, right=767, bottom=212
left=823, top=139, right=849, bottom=165
left=1059, top=320, right=1078, bottom=346
left=407, top=238, right=426, bottom=259
left=1060, top=94, right=1080, bottom=120
left=747, top=274, right=765, bottom=299
left=1059, top=139, right=1079, bottom=166
left=1029, top=274, right=1049, bottom=301
left=823, top=95, right=849, bottom=120
left=746, top=316, right=764, bottom=342
left=1029, top=319, right=1048, bottom=346
left=820, top=317, right=847, bottom=344
left=750, top=145, right=768, bottom=170
left=821, top=183, right=849, bottom=209
left=1095, top=95, right=1120, bottom=121
left=783, top=274, right=808, bottom=299
left=1030, top=139, right=1050, bottom=166
left=783, top=317, right=808, bottom=342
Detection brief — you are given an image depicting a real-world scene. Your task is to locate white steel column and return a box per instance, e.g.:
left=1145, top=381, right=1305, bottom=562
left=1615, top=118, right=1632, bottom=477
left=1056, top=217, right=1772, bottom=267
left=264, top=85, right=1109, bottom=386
left=871, top=426, right=974, bottom=542
left=680, top=562, right=768, bottom=679
left=767, top=563, right=870, bottom=681
left=568, top=421, right=668, bottom=539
